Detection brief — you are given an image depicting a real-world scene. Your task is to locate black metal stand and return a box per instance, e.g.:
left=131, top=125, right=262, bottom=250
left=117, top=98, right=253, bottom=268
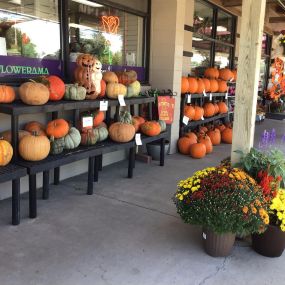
left=94, top=156, right=99, bottom=182
left=87, top=157, right=95, bottom=195
left=128, top=147, right=135, bottom=178
left=54, top=167, right=60, bottom=185
left=42, top=170, right=50, bottom=200
left=12, top=179, right=20, bottom=225
left=29, top=174, right=37, bottom=219
left=160, top=138, right=165, bottom=166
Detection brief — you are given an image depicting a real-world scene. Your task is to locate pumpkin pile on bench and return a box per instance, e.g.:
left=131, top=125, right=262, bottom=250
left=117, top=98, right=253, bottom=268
left=178, top=122, right=233, bottom=159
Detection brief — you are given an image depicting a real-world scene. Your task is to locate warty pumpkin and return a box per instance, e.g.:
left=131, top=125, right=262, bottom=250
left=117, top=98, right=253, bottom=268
left=0, top=139, right=13, bottom=166
left=19, top=82, right=49, bottom=105
left=189, top=143, right=207, bottom=159
left=178, top=137, right=197, bottom=155
left=140, top=121, right=161, bottom=137
left=106, top=83, right=127, bottom=99
left=46, top=119, right=69, bottom=139
left=181, top=77, right=190, bottom=94
left=0, top=85, right=15, bottom=103
left=203, top=102, right=215, bottom=117
left=187, top=77, right=198, bottom=94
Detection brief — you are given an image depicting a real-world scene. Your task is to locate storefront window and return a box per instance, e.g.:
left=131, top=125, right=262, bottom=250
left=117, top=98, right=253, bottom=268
left=193, top=0, right=213, bottom=37
left=191, top=39, right=211, bottom=75
left=216, top=10, right=232, bottom=43
left=0, top=0, right=61, bottom=78
left=215, top=44, right=230, bottom=68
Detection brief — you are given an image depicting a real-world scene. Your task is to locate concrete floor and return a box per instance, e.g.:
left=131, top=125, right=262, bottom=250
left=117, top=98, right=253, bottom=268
left=0, top=119, right=284, bottom=285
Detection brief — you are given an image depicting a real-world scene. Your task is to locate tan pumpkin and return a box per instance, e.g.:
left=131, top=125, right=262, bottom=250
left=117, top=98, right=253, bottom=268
left=221, top=127, right=233, bottom=144
left=207, top=129, right=221, bottom=145
left=189, top=143, right=207, bottom=159
left=106, top=83, right=127, bottom=99
left=19, top=82, right=49, bottom=105
left=103, top=71, right=118, bottom=84
left=0, top=85, right=16, bottom=103
left=109, top=123, right=135, bottom=143
left=203, top=102, right=215, bottom=117
left=0, top=130, right=30, bottom=143
left=19, top=133, right=50, bottom=161
left=217, top=102, right=228, bottom=114
left=25, top=121, right=46, bottom=136
left=0, top=139, right=13, bottom=166
left=193, top=106, right=204, bottom=121
left=198, top=135, right=213, bottom=154
left=178, top=137, right=197, bottom=154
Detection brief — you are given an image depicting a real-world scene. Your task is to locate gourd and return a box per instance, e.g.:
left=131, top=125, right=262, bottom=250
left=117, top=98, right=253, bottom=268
left=46, top=119, right=69, bottom=139
left=116, top=70, right=137, bottom=85
left=93, top=110, right=105, bottom=127
left=177, top=137, right=197, bottom=155
left=103, top=71, right=118, bottom=83
left=196, top=78, right=205, bottom=94
left=187, top=77, right=198, bottom=94
left=93, top=126, right=108, bottom=142
left=221, top=127, right=233, bottom=144
left=24, top=121, right=46, bottom=136
left=0, top=130, right=30, bottom=143
left=189, top=143, right=207, bottom=159
left=50, top=137, right=65, bottom=155
left=198, top=135, right=213, bottom=154
left=64, top=127, right=81, bottom=149
left=19, top=82, right=49, bottom=105
left=0, top=139, right=13, bottom=166
left=181, top=77, right=189, bottom=94
left=0, top=85, right=15, bottom=103
left=19, top=132, right=50, bottom=161
left=140, top=121, right=161, bottom=137
left=106, top=83, right=127, bottom=99
left=203, top=102, right=215, bottom=117
left=157, top=120, right=166, bottom=132
left=80, top=129, right=99, bottom=146
left=126, top=81, right=141, bottom=97
left=207, top=129, right=221, bottom=145
left=202, top=78, right=211, bottom=92
left=184, top=105, right=195, bottom=120
left=219, top=68, right=234, bottom=81
left=64, top=84, right=86, bottom=101
left=217, top=102, right=228, bottom=114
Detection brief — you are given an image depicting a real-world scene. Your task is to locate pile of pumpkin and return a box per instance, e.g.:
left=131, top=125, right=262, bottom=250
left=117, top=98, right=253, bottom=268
left=184, top=101, right=228, bottom=121
left=181, top=67, right=237, bottom=94
left=177, top=122, right=233, bottom=159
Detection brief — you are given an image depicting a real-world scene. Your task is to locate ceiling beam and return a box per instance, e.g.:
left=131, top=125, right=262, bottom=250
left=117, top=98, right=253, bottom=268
left=222, top=0, right=276, bottom=7
left=269, top=16, right=285, bottom=22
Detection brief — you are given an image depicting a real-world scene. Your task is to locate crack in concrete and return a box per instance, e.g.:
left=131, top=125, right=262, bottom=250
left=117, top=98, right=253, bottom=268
left=198, top=256, right=229, bottom=285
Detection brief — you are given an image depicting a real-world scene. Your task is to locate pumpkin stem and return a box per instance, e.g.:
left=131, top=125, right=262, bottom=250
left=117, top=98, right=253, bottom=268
left=31, top=130, right=39, bottom=136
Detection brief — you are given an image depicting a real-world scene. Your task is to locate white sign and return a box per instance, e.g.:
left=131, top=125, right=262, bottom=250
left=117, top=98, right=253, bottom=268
left=202, top=232, right=207, bottom=240
left=209, top=93, right=213, bottom=101
left=100, top=100, right=108, bottom=111
left=135, top=133, right=142, bottom=146
left=201, top=116, right=205, bottom=121
left=183, top=116, right=189, bottom=125
left=203, top=90, right=207, bottom=97
left=187, top=94, right=192, bottom=103
left=225, top=91, right=228, bottom=99
left=82, top=116, right=93, bottom=128
left=118, top=95, right=126, bottom=106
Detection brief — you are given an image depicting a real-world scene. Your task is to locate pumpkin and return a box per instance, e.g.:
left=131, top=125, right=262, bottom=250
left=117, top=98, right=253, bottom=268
left=64, top=127, right=81, bottom=149
left=50, top=137, right=65, bottom=155
left=119, top=110, right=133, bottom=124
left=94, top=126, right=109, bottom=142
left=24, top=121, right=46, bottom=136
left=219, top=68, right=234, bottom=81
left=141, top=121, right=161, bottom=137
left=0, top=85, right=15, bottom=103
left=203, top=102, right=215, bottom=117
left=189, top=143, right=207, bottom=159
left=217, top=80, right=228, bottom=93
left=0, top=139, right=13, bottom=166
left=215, top=123, right=226, bottom=132
left=184, top=132, right=197, bottom=141
left=193, top=106, right=204, bottom=121
left=132, top=116, right=145, bottom=126
left=187, top=77, right=198, bottom=94
left=132, top=118, right=140, bottom=132
left=199, top=126, right=208, bottom=133
left=46, top=119, right=69, bottom=139
left=181, top=77, right=190, bottom=94
left=207, top=129, right=221, bottom=145
left=97, top=80, right=106, bottom=98
left=109, top=123, right=135, bottom=143
left=19, top=133, right=50, bottom=161
left=204, top=67, right=219, bottom=79
left=19, top=82, right=49, bottom=105
left=0, top=130, right=30, bottom=143
left=196, top=78, right=205, bottom=94
left=202, top=78, right=211, bottom=93
left=157, top=120, right=167, bottom=132
left=116, top=70, right=137, bottom=85
left=221, top=127, right=233, bottom=144
left=103, top=71, right=118, bottom=83
left=106, top=83, right=127, bottom=99
left=45, top=75, right=65, bottom=101
left=217, top=102, right=228, bottom=114
left=76, top=53, right=96, bottom=67
left=177, top=137, right=197, bottom=154
left=213, top=103, right=219, bottom=115
left=232, top=69, right=237, bottom=81
left=198, top=135, right=213, bottom=154
left=127, top=80, right=141, bottom=97
left=80, top=129, right=99, bottom=146
left=184, top=105, right=195, bottom=120
left=64, top=84, right=86, bottom=101
left=209, top=79, right=219, bottom=93
left=93, top=110, right=105, bottom=127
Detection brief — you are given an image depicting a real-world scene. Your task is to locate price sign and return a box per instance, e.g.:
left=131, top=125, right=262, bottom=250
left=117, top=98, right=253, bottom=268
left=100, top=100, right=108, bottom=111
left=118, top=95, right=126, bottom=106
left=225, top=91, right=228, bottom=99
left=135, top=133, right=142, bottom=146
left=187, top=94, right=192, bottom=103
left=209, top=93, right=213, bottom=101
left=201, top=116, right=205, bottom=121
left=203, top=90, right=207, bottom=97
left=183, top=116, right=189, bottom=125
left=82, top=116, right=93, bottom=128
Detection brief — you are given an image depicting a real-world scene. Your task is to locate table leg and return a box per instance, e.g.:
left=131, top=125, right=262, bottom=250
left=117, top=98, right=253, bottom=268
left=12, top=179, right=20, bottom=225
left=87, top=157, right=95, bottom=195
left=29, top=174, right=37, bottom=219
left=42, top=170, right=49, bottom=200
left=94, top=156, right=99, bottom=182
left=11, top=115, right=19, bottom=161
left=160, top=138, right=165, bottom=166
left=98, top=154, right=103, bottom=171
left=128, top=147, right=135, bottom=178
left=54, top=167, right=60, bottom=185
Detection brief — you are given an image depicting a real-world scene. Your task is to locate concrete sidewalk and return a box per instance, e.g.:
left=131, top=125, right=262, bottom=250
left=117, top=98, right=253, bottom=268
left=0, top=119, right=284, bottom=285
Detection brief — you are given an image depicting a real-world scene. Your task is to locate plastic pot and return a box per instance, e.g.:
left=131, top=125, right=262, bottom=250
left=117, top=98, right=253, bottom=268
left=146, top=140, right=169, bottom=161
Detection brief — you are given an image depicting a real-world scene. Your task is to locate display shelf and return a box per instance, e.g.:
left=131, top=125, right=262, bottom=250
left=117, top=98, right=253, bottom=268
left=265, top=112, right=285, bottom=120
left=182, top=92, right=228, bottom=101
left=184, top=113, right=228, bottom=129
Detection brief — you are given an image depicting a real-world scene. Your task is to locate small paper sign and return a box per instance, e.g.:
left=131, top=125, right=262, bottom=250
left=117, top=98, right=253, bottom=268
left=135, top=133, right=142, bottom=146
left=118, top=95, right=126, bottom=106
left=209, top=93, right=213, bottom=101
left=183, top=116, right=189, bottom=125
left=225, top=91, right=228, bottom=99
left=202, top=232, right=207, bottom=240
left=230, top=77, right=234, bottom=82
left=201, top=116, right=205, bottom=121
left=100, top=100, right=108, bottom=111
left=82, top=116, right=93, bottom=128
left=187, top=94, right=192, bottom=103
left=203, top=90, right=207, bottom=97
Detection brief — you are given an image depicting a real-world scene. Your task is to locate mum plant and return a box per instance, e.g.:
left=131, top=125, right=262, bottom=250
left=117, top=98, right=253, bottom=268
left=173, top=166, right=269, bottom=236
left=269, top=188, right=285, bottom=231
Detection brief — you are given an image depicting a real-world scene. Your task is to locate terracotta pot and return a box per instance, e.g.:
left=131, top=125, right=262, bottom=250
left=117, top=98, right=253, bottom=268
left=202, top=228, right=235, bottom=257
left=252, top=225, right=285, bottom=257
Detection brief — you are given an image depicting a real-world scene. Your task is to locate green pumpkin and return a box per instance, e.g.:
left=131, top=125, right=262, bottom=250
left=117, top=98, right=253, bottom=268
left=50, top=136, right=65, bottom=155
left=157, top=120, right=167, bottom=132
left=126, top=80, right=141, bottom=97
left=119, top=110, right=133, bottom=124
left=94, top=126, right=108, bottom=142
left=64, top=84, right=87, bottom=101
left=80, top=129, right=99, bottom=146
left=64, top=127, right=81, bottom=149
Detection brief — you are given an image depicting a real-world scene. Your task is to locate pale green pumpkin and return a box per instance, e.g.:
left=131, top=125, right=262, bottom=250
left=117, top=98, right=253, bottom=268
left=50, top=136, right=65, bottom=155
left=64, top=127, right=81, bottom=149
left=126, top=80, right=141, bottom=98
left=94, top=126, right=108, bottom=142
left=119, top=110, right=133, bottom=124
left=64, top=84, right=87, bottom=101
left=157, top=120, right=167, bottom=132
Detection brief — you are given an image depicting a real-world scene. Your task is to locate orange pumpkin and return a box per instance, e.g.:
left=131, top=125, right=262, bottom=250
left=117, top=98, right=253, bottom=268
left=221, top=127, right=233, bottom=144
left=181, top=77, right=190, bottom=94
left=184, top=132, right=197, bottom=141
left=209, top=79, right=219, bottom=93
left=215, top=123, right=226, bottom=132
left=193, top=106, right=204, bottom=121
left=103, top=71, right=118, bottom=83
left=198, top=135, right=213, bottom=154
left=141, top=121, right=161, bottom=136
left=178, top=137, right=197, bottom=154
left=204, top=67, right=219, bottom=79
left=45, top=75, right=65, bottom=101
left=189, top=143, right=207, bottom=159
left=93, top=110, right=105, bottom=127
left=232, top=69, right=237, bottom=81
left=46, top=119, right=69, bottom=139
left=133, top=116, right=145, bottom=126
left=219, top=68, right=234, bottom=81
left=184, top=105, right=195, bottom=120
left=217, top=102, right=228, bottom=114
left=196, top=78, right=205, bottom=94
left=97, top=80, right=106, bottom=98
left=25, top=121, right=46, bottom=136
left=132, top=116, right=145, bottom=131
left=203, top=102, right=215, bottom=117
left=199, top=126, right=208, bottom=133
left=202, top=78, right=211, bottom=92
left=207, top=129, right=221, bottom=145
left=0, top=85, right=15, bottom=103
left=187, top=77, right=198, bottom=94
left=213, top=103, right=219, bottom=115
left=217, top=80, right=228, bottom=93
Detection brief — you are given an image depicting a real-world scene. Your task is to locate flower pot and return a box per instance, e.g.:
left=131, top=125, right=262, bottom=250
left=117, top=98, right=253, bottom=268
left=146, top=140, right=169, bottom=161
left=252, top=225, right=285, bottom=257
left=202, top=229, right=235, bottom=257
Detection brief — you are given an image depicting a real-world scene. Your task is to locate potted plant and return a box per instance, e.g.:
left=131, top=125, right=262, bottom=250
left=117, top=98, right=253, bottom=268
left=173, top=166, right=268, bottom=257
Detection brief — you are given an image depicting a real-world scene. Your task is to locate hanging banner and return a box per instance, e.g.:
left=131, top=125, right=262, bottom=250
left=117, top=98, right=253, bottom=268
left=157, top=96, right=175, bottom=124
